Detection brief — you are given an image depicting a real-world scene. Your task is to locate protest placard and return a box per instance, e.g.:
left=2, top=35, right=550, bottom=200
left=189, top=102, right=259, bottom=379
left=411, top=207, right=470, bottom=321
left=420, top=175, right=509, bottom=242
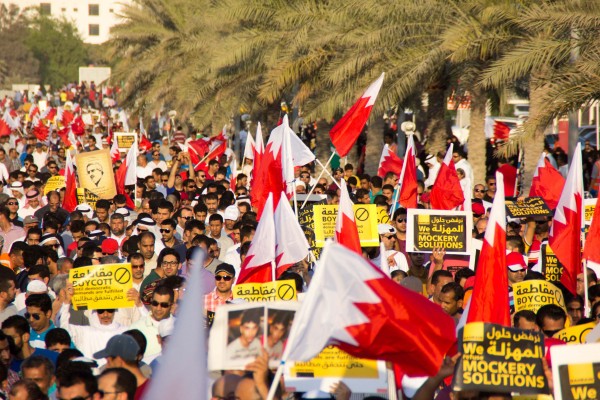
left=513, top=280, right=566, bottom=314
left=551, top=343, right=600, bottom=400
left=505, top=197, right=551, bottom=218
left=75, top=149, right=116, bottom=199
left=376, top=206, right=390, bottom=224
left=208, top=302, right=299, bottom=371
left=68, top=263, right=134, bottom=310
left=284, top=346, right=388, bottom=394
left=540, top=243, right=564, bottom=283
left=468, top=239, right=483, bottom=271
left=554, top=322, right=596, bottom=344
left=313, top=204, right=379, bottom=247
left=233, top=280, right=297, bottom=302
left=44, top=176, right=65, bottom=195
left=585, top=198, right=596, bottom=225
left=406, top=209, right=472, bottom=254
left=453, top=322, right=548, bottom=394
left=114, top=132, right=136, bottom=151
left=76, top=188, right=100, bottom=210
left=512, top=396, right=553, bottom=400
left=298, top=204, right=322, bottom=260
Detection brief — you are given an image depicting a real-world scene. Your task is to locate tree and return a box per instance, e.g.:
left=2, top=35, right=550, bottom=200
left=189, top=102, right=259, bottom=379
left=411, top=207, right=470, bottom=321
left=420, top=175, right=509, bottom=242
left=0, top=4, right=39, bottom=87
left=25, top=14, right=88, bottom=89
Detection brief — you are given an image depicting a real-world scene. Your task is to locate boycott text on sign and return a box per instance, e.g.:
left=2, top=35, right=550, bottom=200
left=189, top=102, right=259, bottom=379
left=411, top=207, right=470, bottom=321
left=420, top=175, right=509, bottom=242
left=513, top=280, right=566, bottom=314
left=233, top=280, right=297, bottom=302
left=505, top=197, right=551, bottom=218
left=454, top=322, right=548, bottom=394
left=69, top=263, right=134, bottom=310
left=406, top=209, right=471, bottom=254
left=554, top=322, right=596, bottom=345
left=313, top=204, right=379, bottom=247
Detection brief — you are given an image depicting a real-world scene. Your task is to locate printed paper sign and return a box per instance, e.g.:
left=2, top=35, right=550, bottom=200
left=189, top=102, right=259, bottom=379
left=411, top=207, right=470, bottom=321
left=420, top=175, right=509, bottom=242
left=75, top=149, right=117, bottom=199
left=584, top=198, right=596, bottom=225
left=453, top=322, right=549, bottom=394
left=513, top=280, right=566, bottom=314
left=505, top=197, right=551, bottom=218
left=69, top=263, right=134, bottom=310
left=554, top=323, right=596, bottom=344
left=76, top=188, right=100, bottom=210
left=406, top=209, right=472, bottom=254
left=233, top=280, right=297, bottom=302
left=44, top=176, right=65, bottom=195
left=114, top=132, right=136, bottom=151
left=551, top=343, right=600, bottom=400
left=313, top=204, right=379, bottom=247
left=540, top=244, right=564, bottom=283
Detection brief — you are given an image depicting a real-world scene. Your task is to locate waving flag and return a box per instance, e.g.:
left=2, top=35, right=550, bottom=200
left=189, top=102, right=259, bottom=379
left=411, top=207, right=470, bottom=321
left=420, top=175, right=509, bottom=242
left=396, top=135, right=418, bottom=209
left=330, top=73, right=384, bottom=157
left=284, top=243, right=456, bottom=377
left=583, top=194, right=600, bottom=269
left=377, top=144, right=403, bottom=177
left=32, top=118, right=49, bottom=142
left=274, top=193, right=309, bottom=276
left=529, top=153, right=565, bottom=210
left=466, top=172, right=509, bottom=326
left=115, top=143, right=137, bottom=209
left=335, top=181, right=362, bottom=254
left=237, top=193, right=276, bottom=283
left=62, top=151, right=78, bottom=212
left=110, top=136, right=121, bottom=162
left=549, top=144, right=583, bottom=295
left=430, top=143, right=464, bottom=210
left=0, top=110, right=20, bottom=136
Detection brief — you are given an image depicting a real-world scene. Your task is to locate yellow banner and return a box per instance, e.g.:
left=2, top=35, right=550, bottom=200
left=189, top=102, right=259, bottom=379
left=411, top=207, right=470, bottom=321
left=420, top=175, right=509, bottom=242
left=44, top=176, right=65, bottom=195
left=289, top=346, right=379, bottom=379
left=76, top=188, right=100, bottom=210
left=513, top=280, right=566, bottom=314
left=69, top=263, right=135, bottom=310
left=555, top=322, right=596, bottom=344
left=377, top=206, right=390, bottom=224
left=584, top=198, right=596, bottom=224
left=115, top=132, right=136, bottom=151
left=313, top=204, right=379, bottom=247
left=233, top=280, right=297, bottom=302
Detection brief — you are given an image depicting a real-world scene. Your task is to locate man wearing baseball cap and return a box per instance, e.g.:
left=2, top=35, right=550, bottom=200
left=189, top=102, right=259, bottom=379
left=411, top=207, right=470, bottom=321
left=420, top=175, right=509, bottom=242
left=204, top=263, right=235, bottom=316
left=94, top=334, right=149, bottom=397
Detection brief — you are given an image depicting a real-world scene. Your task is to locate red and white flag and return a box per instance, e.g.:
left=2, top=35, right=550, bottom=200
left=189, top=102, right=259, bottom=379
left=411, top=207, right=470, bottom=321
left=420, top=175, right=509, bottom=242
left=430, top=143, right=465, bottom=210
left=274, top=192, right=309, bottom=276
left=377, top=144, right=403, bottom=177
left=0, top=110, right=20, bottom=136
left=583, top=193, right=600, bottom=269
left=62, top=150, right=78, bottom=212
left=114, top=143, right=137, bottom=209
left=335, top=181, right=362, bottom=255
left=31, top=118, right=49, bottom=142
left=243, top=131, right=255, bottom=160
left=529, top=153, right=565, bottom=210
left=549, top=144, right=583, bottom=295
left=397, top=135, right=418, bottom=209
left=330, top=73, right=384, bottom=157
left=466, top=171, right=510, bottom=326
left=41, top=107, right=56, bottom=123
left=237, top=193, right=276, bottom=283
left=28, top=105, right=39, bottom=121
left=110, top=136, right=121, bottom=162
left=284, top=242, right=457, bottom=377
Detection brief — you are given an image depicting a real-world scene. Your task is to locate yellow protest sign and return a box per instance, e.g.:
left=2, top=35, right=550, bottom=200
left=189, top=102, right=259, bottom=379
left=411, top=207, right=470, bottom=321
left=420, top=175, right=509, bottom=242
left=541, top=244, right=564, bottom=283
left=233, top=280, right=297, bottom=302
left=288, top=346, right=379, bottom=378
left=76, top=188, right=100, bottom=210
left=513, top=280, right=566, bottom=314
left=115, top=132, right=136, bottom=151
left=377, top=206, right=390, bottom=224
left=505, top=197, right=551, bottom=218
left=555, top=322, right=596, bottom=344
left=75, top=149, right=117, bottom=199
left=585, top=198, right=596, bottom=225
left=44, top=176, right=65, bottom=195
left=406, top=209, right=472, bottom=254
left=313, top=204, right=379, bottom=247
left=69, top=263, right=135, bottom=310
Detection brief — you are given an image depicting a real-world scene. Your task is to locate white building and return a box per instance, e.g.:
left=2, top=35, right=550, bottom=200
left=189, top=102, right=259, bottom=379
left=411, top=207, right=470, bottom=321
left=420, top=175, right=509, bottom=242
left=3, top=0, right=133, bottom=44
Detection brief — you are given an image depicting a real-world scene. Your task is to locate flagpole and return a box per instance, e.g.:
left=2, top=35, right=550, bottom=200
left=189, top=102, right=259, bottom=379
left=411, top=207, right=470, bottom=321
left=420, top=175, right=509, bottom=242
left=386, top=363, right=399, bottom=400
left=301, top=152, right=336, bottom=209
left=315, top=157, right=341, bottom=189
left=293, top=182, right=299, bottom=218
left=271, top=260, right=276, bottom=282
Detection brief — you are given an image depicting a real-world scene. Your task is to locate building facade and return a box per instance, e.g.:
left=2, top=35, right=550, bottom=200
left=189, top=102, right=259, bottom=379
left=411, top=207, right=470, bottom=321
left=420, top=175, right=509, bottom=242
left=3, top=0, right=133, bottom=44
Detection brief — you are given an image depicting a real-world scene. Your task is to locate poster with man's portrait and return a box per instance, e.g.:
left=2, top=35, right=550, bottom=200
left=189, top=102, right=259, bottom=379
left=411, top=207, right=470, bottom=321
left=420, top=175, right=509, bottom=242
left=265, top=307, right=296, bottom=368
left=75, top=149, right=117, bottom=199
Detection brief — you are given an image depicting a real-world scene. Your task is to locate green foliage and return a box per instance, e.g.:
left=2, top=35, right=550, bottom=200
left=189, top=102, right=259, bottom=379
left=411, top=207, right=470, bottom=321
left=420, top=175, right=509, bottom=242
left=0, top=4, right=39, bottom=87
left=24, top=14, right=88, bottom=88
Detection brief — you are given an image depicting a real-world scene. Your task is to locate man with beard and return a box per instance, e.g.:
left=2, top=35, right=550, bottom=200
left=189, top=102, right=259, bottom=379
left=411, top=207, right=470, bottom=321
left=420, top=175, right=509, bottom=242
left=0, top=268, right=16, bottom=324
left=110, top=213, right=127, bottom=246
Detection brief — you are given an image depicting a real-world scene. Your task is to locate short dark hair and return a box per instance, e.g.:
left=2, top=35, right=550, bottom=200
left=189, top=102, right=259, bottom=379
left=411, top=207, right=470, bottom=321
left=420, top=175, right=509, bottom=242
left=21, top=355, right=54, bottom=376
left=28, top=265, right=50, bottom=280
left=95, top=199, right=111, bottom=211
left=208, top=213, right=223, bottom=224
left=184, top=219, right=205, bottom=232
left=241, top=308, right=262, bottom=325
left=454, top=267, right=475, bottom=284
left=123, top=329, right=147, bottom=359
left=513, top=310, right=536, bottom=328
left=45, top=328, right=71, bottom=348
left=9, top=379, right=46, bottom=399
left=431, top=270, right=453, bottom=285
left=0, top=267, right=16, bottom=293
left=2, top=315, right=29, bottom=335
left=153, top=284, right=174, bottom=303
left=101, top=368, right=138, bottom=400
left=440, top=282, right=464, bottom=301
left=157, top=248, right=180, bottom=266
left=536, top=304, right=566, bottom=328
left=25, top=293, right=52, bottom=313
left=56, top=365, right=97, bottom=396
left=161, top=218, right=177, bottom=229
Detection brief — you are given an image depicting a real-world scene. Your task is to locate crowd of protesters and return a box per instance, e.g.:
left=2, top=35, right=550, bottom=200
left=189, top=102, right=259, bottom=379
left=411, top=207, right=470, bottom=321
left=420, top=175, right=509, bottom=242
left=0, top=86, right=595, bottom=400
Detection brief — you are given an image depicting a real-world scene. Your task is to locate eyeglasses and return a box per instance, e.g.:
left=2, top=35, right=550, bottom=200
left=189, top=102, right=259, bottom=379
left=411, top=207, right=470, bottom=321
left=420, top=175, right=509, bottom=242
left=198, top=175, right=206, bottom=179
left=162, top=261, right=178, bottom=266
left=162, top=179, right=168, bottom=183
left=151, top=300, right=171, bottom=308
left=474, top=189, right=485, bottom=193
left=6, top=202, right=17, bottom=206
left=98, top=391, right=122, bottom=399
left=131, top=264, right=144, bottom=269
left=187, top=185, right=196, bottom=189
left=25, top=312, right=41, bottom=321
left=160, top=228, right=171, bottom=233
left=383, top=235, right=395, bottom=240
left=396, top=218, right=406, bottom=223
left=97, top=309, right=115, bottom=314
left=215, top=275, right=232, bottom=281
left=488, top=182, right=496, bottom=186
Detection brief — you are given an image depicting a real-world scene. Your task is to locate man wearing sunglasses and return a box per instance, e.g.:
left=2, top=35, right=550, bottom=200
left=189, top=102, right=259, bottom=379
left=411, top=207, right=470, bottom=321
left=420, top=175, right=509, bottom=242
left=24, top=293, right=55, bottom=350
left=159, top=219, right=181, bottom=249
left=392, top=208, right=408, bottom=257
left=204, top=263, right=235, bottom=315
